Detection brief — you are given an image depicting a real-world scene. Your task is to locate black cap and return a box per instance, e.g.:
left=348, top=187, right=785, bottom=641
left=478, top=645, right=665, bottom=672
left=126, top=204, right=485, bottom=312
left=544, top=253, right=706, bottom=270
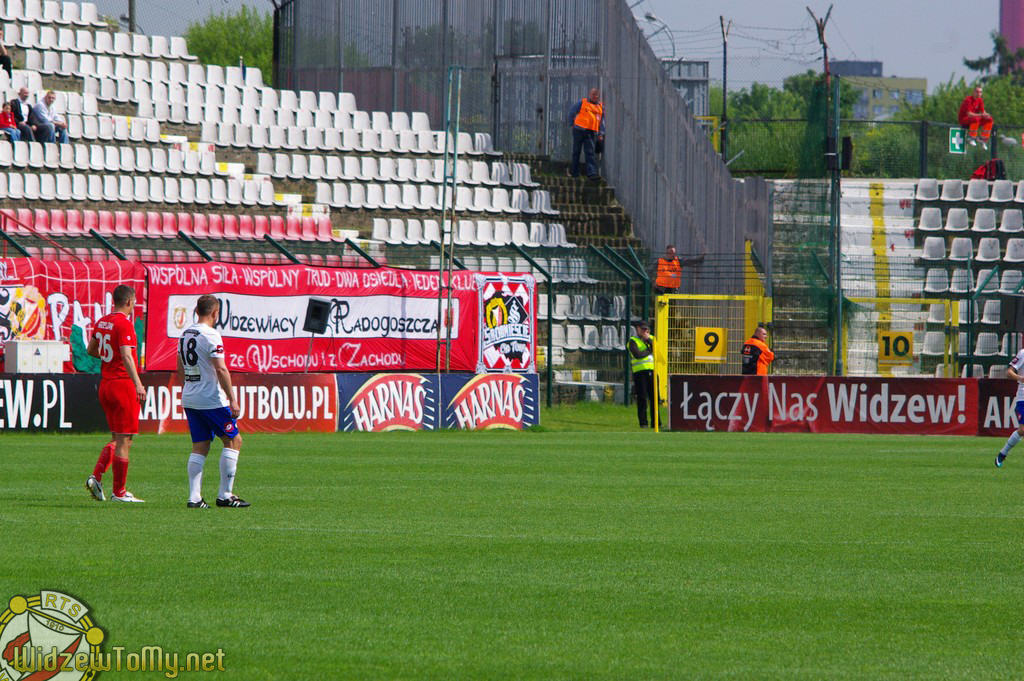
left=636, top=320, right=650, bottom=330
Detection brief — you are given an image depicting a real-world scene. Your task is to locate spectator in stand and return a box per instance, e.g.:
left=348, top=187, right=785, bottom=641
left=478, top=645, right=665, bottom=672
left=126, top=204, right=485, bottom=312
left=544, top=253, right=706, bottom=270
left=9, top=87, right=34, bottom=142
left=31, top=90, right=69, bottom=144
left=654, top=245, right=706, bottom=296
left=0, top=102, right=20, bottom=142
left=568, top=87, right=605, bottom=180
left=0, top=36, right=12, bottom=78
left=959, top=85, right=993, bottom=150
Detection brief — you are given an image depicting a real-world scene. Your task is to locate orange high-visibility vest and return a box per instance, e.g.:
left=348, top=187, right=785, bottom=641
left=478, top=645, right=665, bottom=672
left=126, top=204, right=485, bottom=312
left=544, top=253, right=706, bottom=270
left=655, top=258, right=682, bottom=289
left=573, top=99, right=603, bottom=132
left=741, top=337, right=774, bottom=375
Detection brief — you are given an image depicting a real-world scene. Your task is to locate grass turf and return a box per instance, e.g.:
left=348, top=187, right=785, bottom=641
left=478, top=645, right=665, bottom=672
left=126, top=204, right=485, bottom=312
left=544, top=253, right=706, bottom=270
left=0, top=403, right=1021, bottom=679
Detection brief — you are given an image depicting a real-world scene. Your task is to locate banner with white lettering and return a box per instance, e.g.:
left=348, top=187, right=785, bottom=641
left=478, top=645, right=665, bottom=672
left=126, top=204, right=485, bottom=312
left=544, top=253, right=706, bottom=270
left=476, top=274, right=535, bottom=373
left=144, top=263, right=479, bottom=373
left=976, top=378, right=1019, bottom=437
left=441, top=373, right=540, bottom=430
left=0, top=374, right=105, bottom=431
left=336, top=373, right=540, bottom=431
left=0, top=258, right=148, bottom=373
left=669, top=375, right=978, bottom=435
left=139, top=372, right=338, bottom=434
left=337, top=373, right=440, bottom=431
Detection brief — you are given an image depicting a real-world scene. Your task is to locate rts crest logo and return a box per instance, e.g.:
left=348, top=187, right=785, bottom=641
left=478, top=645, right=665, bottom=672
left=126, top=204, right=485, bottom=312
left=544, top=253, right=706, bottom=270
left=0, top=591, right=104, bottom=681
left=172, top=306, right=188, bottom=331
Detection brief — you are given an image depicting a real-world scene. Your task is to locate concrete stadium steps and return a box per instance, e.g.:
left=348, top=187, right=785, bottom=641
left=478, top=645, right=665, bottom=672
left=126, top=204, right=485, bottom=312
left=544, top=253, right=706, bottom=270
left=769, top=179, right=832, bottom=375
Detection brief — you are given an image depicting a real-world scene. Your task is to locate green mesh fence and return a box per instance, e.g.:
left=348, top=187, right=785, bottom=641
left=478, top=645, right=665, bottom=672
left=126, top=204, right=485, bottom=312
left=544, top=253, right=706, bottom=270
left=730, top=117, right=1024, bottom=180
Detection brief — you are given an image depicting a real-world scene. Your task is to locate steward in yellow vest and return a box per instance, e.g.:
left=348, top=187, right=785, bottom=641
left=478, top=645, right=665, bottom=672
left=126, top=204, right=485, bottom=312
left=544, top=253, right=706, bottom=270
left=627, top=321, right=656, bottom=427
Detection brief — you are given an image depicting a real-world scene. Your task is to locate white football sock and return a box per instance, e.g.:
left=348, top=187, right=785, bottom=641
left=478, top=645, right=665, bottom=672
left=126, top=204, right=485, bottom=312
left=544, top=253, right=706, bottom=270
left=218, top=448, right=239, bottom=499
left=187, top=453, right=206, bottom=503
left=1001, top=431, right=1021, bottom=456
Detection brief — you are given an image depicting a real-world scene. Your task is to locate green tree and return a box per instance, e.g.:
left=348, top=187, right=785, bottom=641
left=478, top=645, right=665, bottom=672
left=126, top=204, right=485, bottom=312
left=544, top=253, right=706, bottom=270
left=185, top=6, right=273, bottom=86
left=964, top=31, right=1024, bottom=83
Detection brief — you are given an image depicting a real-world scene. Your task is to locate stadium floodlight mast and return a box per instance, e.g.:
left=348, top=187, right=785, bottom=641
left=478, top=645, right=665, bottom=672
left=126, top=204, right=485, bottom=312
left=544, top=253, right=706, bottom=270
left=642, top=12, right=676, bottom=60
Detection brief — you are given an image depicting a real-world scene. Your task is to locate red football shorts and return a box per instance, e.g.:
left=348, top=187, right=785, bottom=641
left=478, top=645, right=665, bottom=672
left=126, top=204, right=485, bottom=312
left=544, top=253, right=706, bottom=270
left=98, top=379, right=140, bottom=435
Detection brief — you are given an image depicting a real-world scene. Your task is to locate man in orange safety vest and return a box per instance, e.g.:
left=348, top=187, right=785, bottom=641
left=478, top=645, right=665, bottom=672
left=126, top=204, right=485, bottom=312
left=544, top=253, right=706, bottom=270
left=568, top=88, right=605, bottom=180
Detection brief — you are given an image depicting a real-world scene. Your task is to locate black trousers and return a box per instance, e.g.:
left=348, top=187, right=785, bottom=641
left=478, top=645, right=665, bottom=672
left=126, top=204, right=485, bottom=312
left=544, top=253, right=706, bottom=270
left=15, top=122, right=33, bottom=142
left=633, top=369, right=656, bottom=427
left=570, top=127, right=598, bottom=178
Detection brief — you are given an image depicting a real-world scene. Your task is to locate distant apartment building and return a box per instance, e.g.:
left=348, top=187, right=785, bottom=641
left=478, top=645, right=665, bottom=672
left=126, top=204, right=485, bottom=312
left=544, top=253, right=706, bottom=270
left=831, top=61, right=926, bottom=120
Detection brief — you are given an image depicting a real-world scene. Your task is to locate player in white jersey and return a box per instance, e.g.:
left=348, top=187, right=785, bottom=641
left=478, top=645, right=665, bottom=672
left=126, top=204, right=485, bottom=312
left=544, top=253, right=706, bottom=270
left=996, top=348, right=1024, bottom=467
left=176, top=294, right=250, bottom=508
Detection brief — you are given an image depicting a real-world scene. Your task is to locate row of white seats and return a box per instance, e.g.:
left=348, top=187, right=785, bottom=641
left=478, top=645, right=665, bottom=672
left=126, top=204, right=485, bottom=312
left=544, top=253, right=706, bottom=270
left=929, top=332, right=1016, bottom=358
left=259, top=153, right=535, bottom=187
left=0, top=141, right=217, bottom=175
left=139, top=80, right=360, bottom=115
left=0, top=69, right=44, bottom=93
left=923, top=268, right=1024, bottom=295
left=917, top=207, right=1023, bottom=233
left=199, top=121, right=489, bottom=157
left=540, top=294, right=627, bottom=321
left=0, top=112, right=159, bottom=143
left=0, top=88, right=97, bottom=115
left=316, top=182, right=557, bottom=215
left=920, top=236, right=1024, bottom=264
left=917, top=178, right=1024, bottom=203
left=373, top=218, right=573, bottom=249
left=198, top=121, right=421, bottom=154
left=942, top=364, right=1010, bottom=378
left=0, top=0, right=105, bottom=26
left=14, top=29, right=196, bottom=61
left=0, top=172, right=280, bottom=206
left=428, top=254, right=593, bottom=284
left=926, top=300, right=1001, bottom=326
left=138, top=97, right=402, bottom=131
left=552, top=325, right=625, bottom=352
left=29, top=52, right=262, bottom=88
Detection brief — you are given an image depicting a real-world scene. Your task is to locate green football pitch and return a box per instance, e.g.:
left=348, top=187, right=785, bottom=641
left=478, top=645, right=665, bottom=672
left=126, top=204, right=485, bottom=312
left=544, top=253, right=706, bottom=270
left=1, top=403, right=1021, bottom=679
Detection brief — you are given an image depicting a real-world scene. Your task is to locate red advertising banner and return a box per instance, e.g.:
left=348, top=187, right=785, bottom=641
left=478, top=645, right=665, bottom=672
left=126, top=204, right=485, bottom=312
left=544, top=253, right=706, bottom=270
left=0, top=258, right=148, bottom=372
left=670, top=375, right=978, bottom=435
left=139, top=372, right=338, bottom=434
left=977, top=378, right=1020, bottom=437
left=144, top=263, right=479, bottom=373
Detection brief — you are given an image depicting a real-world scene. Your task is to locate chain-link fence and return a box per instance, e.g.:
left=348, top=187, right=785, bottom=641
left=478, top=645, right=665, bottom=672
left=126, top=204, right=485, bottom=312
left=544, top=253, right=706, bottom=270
left=728, top=118, right=1024, bottom=180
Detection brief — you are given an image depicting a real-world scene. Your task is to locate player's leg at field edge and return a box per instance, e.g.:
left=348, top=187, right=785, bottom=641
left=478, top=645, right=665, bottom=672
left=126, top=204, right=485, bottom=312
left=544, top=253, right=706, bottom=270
left=188, top=439, right=212, bottom=504
left=91, top=439, right=114, bottom=481
left=111, top=434, right=134, bottom=496
left=997, top=423, right=1023, bottom=467
left=217, top=433, right=242, bottom=500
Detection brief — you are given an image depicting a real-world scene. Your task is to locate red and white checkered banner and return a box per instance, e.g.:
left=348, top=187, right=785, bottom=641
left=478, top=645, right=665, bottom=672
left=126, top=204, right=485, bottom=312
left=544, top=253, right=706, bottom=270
left=475, top=274, right=536, bottom=373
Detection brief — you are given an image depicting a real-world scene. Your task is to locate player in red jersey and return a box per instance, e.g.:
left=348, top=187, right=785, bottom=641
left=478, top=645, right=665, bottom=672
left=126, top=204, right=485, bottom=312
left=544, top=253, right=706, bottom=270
left=85, top=285, right=146, bottom=503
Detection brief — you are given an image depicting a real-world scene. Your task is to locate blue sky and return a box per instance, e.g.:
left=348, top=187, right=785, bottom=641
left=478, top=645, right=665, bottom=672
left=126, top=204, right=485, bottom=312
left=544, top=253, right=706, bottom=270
left=636, top=0, right=1000, bottom=91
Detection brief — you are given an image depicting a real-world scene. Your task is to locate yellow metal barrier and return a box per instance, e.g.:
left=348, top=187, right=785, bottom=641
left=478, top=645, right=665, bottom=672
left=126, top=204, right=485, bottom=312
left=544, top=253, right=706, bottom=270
left=655, top=293, right=773, bottom=391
